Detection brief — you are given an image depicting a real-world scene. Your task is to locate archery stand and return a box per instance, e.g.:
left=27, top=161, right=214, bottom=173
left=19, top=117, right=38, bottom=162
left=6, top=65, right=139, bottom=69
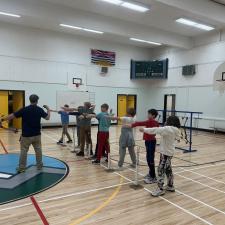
left=157, top=110, right=203, bottom=153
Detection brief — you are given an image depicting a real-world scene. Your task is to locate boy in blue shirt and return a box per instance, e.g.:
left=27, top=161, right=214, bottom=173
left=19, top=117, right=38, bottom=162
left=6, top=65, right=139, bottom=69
left=51, top=105, right=72, bottom=144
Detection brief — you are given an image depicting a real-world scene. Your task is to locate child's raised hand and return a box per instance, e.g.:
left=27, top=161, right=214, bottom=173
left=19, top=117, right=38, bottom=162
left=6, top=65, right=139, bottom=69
left=139, top=128, right=144, bottom=133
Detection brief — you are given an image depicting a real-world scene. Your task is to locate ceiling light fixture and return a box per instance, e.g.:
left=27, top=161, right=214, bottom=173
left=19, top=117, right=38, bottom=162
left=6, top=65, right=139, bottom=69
left=100, top=0, right=123, bottom=5
left=121, top=2, right=149, bottom=12
left=100, top=0, right=149, bottom=12
left=0, top=11, right=21, bottom=18
left=60, top=24, right=104, bottom=34
left=130, top=38, right=162, bottom=46
left=176, top=18, right=214, bottom=31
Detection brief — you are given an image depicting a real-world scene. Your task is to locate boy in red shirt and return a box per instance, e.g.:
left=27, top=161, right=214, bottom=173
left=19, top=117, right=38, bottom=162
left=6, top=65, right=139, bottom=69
left=132, top=109, right=159, bottom=184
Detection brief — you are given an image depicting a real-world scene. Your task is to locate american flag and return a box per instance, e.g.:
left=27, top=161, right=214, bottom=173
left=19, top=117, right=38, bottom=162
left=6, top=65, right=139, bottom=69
left=91, top=49, right=116, bottom=66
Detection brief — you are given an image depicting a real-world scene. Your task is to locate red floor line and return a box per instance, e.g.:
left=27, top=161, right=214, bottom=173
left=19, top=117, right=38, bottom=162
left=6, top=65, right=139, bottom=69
left=0, top=139, right=8, bottom=154
left=30, top=196, right=49, bottom=225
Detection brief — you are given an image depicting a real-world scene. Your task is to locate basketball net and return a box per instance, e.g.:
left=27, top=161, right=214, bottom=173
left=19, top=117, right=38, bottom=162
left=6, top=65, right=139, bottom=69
left=213, top=62, right=225, bottom=94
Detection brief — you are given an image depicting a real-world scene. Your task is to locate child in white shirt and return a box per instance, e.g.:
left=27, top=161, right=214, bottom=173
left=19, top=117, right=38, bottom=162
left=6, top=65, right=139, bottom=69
left=140, top=115, right=181, bottom=197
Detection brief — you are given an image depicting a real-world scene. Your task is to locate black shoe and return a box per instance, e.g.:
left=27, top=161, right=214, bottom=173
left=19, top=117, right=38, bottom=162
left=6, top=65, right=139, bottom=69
left=105, top=158, right=108, bottom=163
left=67, top=140, right=73, bottom=144
left=90, top=155, right=96, bottom=160
left=57, top=141, right=63, bottom=145
left=76, top=151, right=84, bottom=156
left=92, top=159, right=100, bottom=164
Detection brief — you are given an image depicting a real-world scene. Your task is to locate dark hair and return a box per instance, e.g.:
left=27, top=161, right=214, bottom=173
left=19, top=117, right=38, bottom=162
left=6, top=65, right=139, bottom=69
left=101, top=103, right=109, bottom=110
left=166, top=116, right=181, bottom=128
left=84, top=102, right=91, bottom=108
left=127, top=108, right=136, bottom=117
left=148, top=109, right=158, bottom=118
left=64, top=104, right=69, bottom=108
left=29, top=94, right=39, bottom=104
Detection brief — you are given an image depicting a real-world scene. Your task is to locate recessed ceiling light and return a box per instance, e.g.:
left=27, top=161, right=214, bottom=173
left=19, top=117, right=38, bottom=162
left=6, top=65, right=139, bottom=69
left=100, top=0, right=123, bottom=5
left=60, top=24, right=82, bottom=30
left=83, top=28, right=104, bottom=34
left=99, top=0, right=149, bottom=12
left=0, top=11, right=21, bottom=18
left=176, top=18, right=214, bottom=31
left=121, top=2, right=149, bottom=12
left=60, top=24, right=104, bottom=34
left=130, top=38, right=162, bottom=46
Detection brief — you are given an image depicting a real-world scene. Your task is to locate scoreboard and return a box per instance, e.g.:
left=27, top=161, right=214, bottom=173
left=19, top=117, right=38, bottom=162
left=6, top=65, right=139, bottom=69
left=130, top=58, right=168, bottom=80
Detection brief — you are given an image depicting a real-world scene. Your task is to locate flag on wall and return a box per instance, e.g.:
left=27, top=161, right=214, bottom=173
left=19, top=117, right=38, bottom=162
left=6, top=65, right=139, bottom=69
left=91, top=49, right=116, bottom=66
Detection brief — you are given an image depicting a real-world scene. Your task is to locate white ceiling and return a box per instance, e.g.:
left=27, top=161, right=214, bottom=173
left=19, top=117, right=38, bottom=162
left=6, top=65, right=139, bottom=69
left=0, top=0, right=224, bottom=49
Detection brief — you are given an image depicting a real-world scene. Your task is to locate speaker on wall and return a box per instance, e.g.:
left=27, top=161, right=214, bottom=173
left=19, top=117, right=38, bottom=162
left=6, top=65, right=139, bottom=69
left=182, top=65, right=196, bottom=76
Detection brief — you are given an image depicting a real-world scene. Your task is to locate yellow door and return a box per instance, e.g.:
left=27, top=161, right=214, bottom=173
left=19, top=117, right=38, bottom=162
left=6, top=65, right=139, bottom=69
left=117, top=95, right=127, bottom=124
left=12, top=91, right=24, bottom=129
left=0, top=91, right=9, bottom=128
left=127, top=95, right=135, bottom=109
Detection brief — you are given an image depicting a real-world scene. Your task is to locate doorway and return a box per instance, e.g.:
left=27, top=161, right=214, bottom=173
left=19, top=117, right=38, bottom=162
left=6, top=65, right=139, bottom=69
left=0, top=90, right=25, bottom=129
left=117, top=94, right=137, bottom=124
left=163, top=94, right=176, bottom=124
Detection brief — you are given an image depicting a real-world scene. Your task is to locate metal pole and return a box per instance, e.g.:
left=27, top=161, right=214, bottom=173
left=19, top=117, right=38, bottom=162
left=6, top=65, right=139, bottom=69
left=134, top=146, right=140, bottom=186
left=189, top=112, right=193, bottom=152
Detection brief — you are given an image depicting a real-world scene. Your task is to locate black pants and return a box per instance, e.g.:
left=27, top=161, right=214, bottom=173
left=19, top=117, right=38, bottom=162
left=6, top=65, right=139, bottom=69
left=145, top=140, right=156, bottom=179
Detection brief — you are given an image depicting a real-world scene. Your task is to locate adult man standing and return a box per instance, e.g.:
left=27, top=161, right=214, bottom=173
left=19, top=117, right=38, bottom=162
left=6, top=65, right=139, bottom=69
left=1, top=94, right=50, bottom=173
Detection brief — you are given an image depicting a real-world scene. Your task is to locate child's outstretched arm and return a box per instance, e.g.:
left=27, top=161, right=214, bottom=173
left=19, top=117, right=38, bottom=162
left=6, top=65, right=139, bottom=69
left=61, top=107, right=78, bottom=112
left=139, top=127, right=166, bottom=135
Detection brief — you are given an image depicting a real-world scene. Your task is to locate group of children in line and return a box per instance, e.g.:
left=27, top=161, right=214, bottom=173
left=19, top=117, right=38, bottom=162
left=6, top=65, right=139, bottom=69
left=53, top=103, right=181, bottom=197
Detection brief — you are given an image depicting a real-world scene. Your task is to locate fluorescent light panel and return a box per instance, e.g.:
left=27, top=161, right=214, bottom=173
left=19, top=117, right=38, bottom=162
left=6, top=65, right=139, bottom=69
left=100, top=0, right=123, bottom=5
left=130, top=38, right=162, bottom=46
left=60, top=24, right=103, bottom=34
left=0, top=11, right=21, bottom=18
left=121, top=2, right=149, bottom=12
left=176, top=18, right=214, bottom=31
left=100, top=0, right=149, bottom=12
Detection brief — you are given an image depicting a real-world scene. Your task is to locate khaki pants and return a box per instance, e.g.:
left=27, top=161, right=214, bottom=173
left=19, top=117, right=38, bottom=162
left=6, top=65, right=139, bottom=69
left=80, top=125, right=92, bottom=152
left=60, top=124, right=72, bottom=142
left=19, top=135, right=43, bottom=170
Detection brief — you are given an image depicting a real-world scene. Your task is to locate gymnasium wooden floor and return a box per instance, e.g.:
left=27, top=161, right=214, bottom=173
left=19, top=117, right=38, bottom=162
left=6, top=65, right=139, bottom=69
left=0, top=126, right=225, bottom=225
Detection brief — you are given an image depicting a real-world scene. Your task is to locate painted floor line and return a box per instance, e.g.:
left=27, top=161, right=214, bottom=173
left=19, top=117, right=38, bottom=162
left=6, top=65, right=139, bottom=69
left=0, top=180, right=134, bottom=212
left=101, top=164, right=213, bottom=225
left=127, top=167, right=225, bottom=217
left=30, top=196, right=49, bottom=225
left=69, top=177, right=123, bottom=225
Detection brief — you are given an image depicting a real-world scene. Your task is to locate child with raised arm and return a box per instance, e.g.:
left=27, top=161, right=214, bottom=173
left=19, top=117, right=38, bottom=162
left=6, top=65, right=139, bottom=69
left=131, top=109, right=159, bottom=184
left=92, top=103, right=111, bottom=164
left=109, top=108, right=137, bottom=169
left=140, top=115, right=181, bottom=197
left=51, top=104, right=72, bottom=145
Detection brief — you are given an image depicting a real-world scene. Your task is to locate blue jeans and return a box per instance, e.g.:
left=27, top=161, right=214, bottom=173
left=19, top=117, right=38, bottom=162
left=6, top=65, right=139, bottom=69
left=145, top=140, right=156, bottom=179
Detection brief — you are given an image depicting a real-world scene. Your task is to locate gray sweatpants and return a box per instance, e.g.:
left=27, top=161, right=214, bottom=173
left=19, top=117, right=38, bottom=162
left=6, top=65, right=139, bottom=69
left=118, top=128, right=136, bottom=167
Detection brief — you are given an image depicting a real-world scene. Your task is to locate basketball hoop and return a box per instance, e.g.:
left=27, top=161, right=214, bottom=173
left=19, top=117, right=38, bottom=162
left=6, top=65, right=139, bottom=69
left=73, top=78, right=82, bottom=89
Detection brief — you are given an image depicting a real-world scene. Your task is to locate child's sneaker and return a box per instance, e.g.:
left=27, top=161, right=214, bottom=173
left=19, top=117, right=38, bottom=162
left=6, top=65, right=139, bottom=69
left=129, top=163, right=136, bottom=168
left=116, top=166, right=123, bottom=171
left=144, top=174, right=150, bottom=179
left=66, top=140, right=73, bottom=144
left=144, top=177, right=157, bottom=184
left=151, top=188, right=165, bottom=197
left=76, top=151, right=84, bottom=156
left=92, top=159, right=100, bottom=165
left=165, top=185, right=175, bottom=192
left=57, top=140, right=63, bottom=145
left=16, top=167, right=26, bottom=173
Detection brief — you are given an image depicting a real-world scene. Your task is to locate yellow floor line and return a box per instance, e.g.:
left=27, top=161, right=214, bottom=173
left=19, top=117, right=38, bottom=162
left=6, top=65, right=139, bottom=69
left=69, top=177, right=124, bottom=225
